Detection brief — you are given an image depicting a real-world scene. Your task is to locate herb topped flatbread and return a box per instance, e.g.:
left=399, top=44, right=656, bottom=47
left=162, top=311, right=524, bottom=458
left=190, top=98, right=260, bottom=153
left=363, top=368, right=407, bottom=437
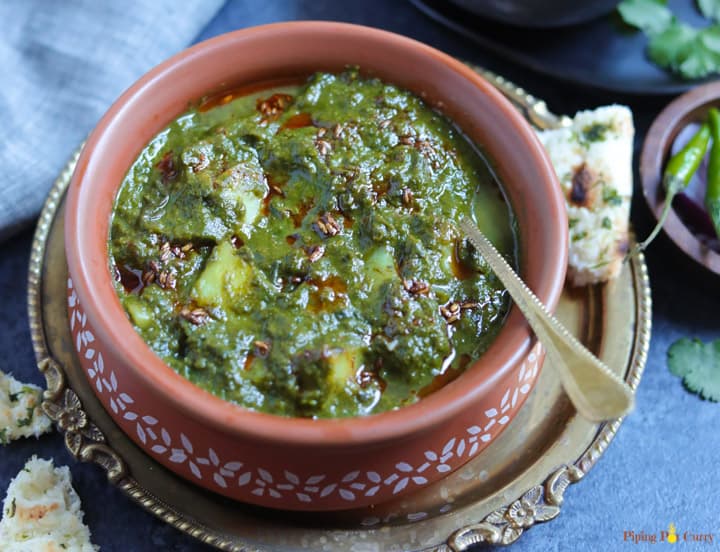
left=537, top=105, right=634, bottom=286
left=0, top=456, right=97, bottom=551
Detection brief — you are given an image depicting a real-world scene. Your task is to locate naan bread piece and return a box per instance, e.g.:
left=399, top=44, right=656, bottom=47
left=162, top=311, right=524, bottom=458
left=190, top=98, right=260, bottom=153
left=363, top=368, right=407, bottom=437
left=0, top=456, right=97, bottom=551
left=536, top=105, right=634, bottom=286
left=0, top=371, right=51, bottom=444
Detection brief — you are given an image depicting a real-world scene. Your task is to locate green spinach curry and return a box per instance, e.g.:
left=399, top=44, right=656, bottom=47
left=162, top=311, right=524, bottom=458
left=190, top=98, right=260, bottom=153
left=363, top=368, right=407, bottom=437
left=109, top=69, right=516, bottom=418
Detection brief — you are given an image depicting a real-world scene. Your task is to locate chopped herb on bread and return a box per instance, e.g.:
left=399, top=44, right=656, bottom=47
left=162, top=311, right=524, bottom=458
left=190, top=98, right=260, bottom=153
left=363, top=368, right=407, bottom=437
left=0, top=371, right=51, bottom=444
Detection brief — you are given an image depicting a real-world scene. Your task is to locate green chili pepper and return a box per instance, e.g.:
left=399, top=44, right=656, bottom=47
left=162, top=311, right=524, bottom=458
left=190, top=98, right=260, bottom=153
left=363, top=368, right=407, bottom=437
left=706, top=108, right=720, bottom=238
left=636, top=122, right=711, bottom=252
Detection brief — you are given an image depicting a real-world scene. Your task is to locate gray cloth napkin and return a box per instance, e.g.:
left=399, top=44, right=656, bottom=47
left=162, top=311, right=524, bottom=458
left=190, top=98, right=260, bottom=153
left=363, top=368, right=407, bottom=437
left=0, top=0, right=225, bottom=242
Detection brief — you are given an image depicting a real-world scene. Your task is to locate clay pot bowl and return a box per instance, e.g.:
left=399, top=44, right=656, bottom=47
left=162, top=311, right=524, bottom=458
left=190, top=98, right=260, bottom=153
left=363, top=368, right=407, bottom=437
left=64, top=22, right=567, bottom=511
left=641, top=81, right=720, bottom=275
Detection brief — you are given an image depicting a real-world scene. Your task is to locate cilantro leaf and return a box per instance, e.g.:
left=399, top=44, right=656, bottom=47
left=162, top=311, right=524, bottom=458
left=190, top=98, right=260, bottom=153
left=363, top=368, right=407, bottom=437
left=668, top=338, right=703, bottom=377
left=647, top=21, right=720, bottom=79
left=700, top=24, right=720, bottom=52
left=667, top=337, right=720, bottom=401
left=698, top=0, right=720, bottom=21
left=602, top=185, right=623, bottom=206
left=678, top=44, right=720, bottom=79
left=684, top=368, right=720, bottom=401
left=16, top=407, right=34, bottom=428
left=618, top=1, right=720, bottom=79
left=618, top=0, right=673, bottom=35
left=647, top=21, right=696, bottom=69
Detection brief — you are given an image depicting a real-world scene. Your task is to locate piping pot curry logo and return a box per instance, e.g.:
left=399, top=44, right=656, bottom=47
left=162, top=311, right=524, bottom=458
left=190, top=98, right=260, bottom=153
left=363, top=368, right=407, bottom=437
left=623, top=523, right=714, bottom=545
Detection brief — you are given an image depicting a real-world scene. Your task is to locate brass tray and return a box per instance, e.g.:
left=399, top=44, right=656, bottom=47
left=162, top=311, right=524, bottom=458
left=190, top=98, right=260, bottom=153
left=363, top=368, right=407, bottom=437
left=28, top=91, right=652, bottom=550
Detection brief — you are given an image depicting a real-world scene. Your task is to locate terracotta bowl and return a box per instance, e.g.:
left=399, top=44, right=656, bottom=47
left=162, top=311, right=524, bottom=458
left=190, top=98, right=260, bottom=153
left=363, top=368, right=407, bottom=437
left=641, top=81, right=720, bottom=275
left=64, top=22, right=567, bottom=511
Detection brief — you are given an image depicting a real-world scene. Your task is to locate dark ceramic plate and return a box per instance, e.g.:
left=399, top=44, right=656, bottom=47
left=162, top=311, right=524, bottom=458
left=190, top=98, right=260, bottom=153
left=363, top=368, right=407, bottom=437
left=411, top=0, right=715, bottom=95
left=447, top=0, right=618, bottom=29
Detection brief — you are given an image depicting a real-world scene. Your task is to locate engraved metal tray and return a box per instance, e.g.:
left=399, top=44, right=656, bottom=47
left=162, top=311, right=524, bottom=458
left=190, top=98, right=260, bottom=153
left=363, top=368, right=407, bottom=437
left=28, top=74, right=652, bottom=550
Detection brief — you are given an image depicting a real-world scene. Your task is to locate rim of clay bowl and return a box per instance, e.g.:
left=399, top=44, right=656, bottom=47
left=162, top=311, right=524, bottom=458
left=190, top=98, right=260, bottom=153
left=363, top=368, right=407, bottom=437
left=65, top=22, right=567, bottom=447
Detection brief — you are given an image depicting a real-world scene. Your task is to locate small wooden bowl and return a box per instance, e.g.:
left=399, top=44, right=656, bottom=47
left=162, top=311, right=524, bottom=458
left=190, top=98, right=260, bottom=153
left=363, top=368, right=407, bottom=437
left=640, top=81, right=720, bottom=275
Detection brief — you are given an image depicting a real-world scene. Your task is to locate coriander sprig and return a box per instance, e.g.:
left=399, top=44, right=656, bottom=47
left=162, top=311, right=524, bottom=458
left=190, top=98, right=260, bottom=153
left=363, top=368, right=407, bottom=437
left=668, top=337, right=720, bottom=401
left=618, top=0, right=720, bottom=80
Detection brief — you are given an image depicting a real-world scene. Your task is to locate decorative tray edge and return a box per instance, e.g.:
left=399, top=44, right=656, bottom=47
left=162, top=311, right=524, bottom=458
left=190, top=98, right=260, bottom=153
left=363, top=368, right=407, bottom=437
left=26, top=72, right=652, bottom=549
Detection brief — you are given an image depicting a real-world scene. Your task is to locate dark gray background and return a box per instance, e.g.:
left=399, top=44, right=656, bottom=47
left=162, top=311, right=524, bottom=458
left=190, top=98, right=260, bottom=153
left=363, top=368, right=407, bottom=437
left=2, top=1, right=719, bottom=550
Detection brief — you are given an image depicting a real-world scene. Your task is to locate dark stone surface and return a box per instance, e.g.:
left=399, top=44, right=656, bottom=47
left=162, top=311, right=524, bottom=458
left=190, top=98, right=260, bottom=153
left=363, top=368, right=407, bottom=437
left=2, top=1, right=719, bottom=550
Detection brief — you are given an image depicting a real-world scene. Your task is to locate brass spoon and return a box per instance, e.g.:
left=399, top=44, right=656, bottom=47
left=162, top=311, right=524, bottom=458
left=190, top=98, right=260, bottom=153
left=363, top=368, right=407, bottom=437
left=459, top=218, right=635, bottom=422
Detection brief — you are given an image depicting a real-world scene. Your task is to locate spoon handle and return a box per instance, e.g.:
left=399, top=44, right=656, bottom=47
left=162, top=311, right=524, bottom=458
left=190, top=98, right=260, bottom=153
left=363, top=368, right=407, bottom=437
left=459, top=219, right=635, bottom=422
left=465, top=63, right=573, bottom=131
